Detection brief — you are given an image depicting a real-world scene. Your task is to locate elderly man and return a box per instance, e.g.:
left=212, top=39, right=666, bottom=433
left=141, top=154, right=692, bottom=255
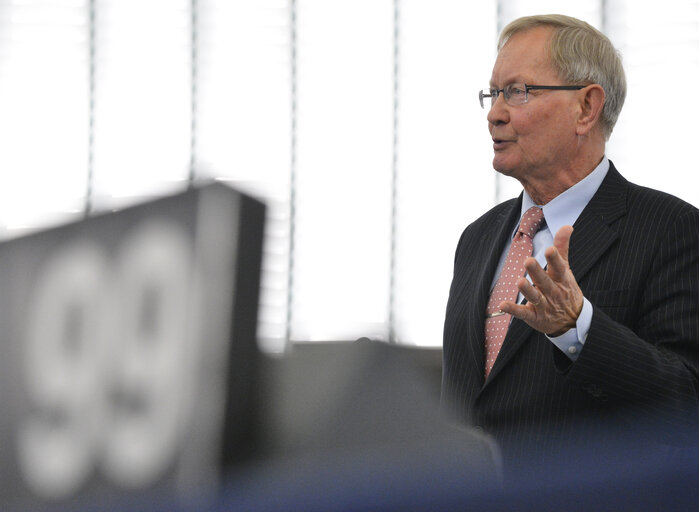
left=441, top=14, right=699, bottom=457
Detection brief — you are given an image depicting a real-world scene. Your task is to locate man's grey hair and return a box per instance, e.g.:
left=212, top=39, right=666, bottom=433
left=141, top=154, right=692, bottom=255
left=499, top=14, right=626, bottom=140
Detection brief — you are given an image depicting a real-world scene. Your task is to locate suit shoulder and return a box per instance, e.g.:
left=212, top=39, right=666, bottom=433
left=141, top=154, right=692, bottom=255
left=625, top=180, right=699, bottom=223
left=453, top=197, right=519, bottom=256
left=463, top=197, right=519, bottom=233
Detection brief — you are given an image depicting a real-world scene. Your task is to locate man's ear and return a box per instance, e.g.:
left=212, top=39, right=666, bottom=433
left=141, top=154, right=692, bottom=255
left=576, top=84, right=605, bottom=136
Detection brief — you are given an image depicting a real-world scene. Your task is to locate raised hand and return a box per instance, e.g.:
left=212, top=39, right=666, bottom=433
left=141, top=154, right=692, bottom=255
left=499, top=225, right=583, bottom=336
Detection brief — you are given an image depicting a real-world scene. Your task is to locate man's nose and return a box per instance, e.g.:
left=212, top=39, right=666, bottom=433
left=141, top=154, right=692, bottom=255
left=486, top=92, right=509, bottom=126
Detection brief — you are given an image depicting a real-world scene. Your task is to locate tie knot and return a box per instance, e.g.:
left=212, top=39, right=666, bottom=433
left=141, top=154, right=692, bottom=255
left=518, top=206, right=545, bottom=238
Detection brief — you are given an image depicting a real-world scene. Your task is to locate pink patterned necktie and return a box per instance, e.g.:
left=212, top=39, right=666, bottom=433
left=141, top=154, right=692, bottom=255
left=484, top=206, right=545, bottom=378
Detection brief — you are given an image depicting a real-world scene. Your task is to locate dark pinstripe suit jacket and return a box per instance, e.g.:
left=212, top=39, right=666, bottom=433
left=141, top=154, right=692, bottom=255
left=442, top=162, right=699, bottom=454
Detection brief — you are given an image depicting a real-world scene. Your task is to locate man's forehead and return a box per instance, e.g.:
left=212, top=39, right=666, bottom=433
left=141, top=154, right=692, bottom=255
left=490, top=27, right=555, bottom=86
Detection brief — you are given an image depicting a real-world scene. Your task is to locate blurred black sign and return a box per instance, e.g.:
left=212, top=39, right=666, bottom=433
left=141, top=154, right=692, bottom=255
left=0, top=184, right=265, bottom=508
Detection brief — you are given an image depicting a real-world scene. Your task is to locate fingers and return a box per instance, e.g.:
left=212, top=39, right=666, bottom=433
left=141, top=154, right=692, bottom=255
left=499, top=299, right=535, bottom=322
left=500, top=225, right=581, bottom=336
left=544, top=224, right=574, bottom=281
left=523, top=257, right=557, bottom=297
left=544, top=246, right=568, bottom=281
left=516, top=276, right=542, bottom=306
left=553, top=225, right=573, bottom=262
left=519, top=226, right=574, bottom=289
left=500, top=277, right=542, bottom=322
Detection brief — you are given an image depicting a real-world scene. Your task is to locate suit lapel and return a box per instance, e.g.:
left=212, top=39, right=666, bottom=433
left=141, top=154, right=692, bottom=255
left=482, top=163, right=628, bottom=388
left=568, top=163, right=627, bottom=280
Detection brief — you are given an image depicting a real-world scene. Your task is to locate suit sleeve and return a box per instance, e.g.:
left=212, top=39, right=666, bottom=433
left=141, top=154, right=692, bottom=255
left=557, top=207, right=699, bottom=435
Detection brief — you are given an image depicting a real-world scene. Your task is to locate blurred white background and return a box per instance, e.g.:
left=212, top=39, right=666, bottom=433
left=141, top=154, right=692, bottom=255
left=0, top=0, right=697, bottom=352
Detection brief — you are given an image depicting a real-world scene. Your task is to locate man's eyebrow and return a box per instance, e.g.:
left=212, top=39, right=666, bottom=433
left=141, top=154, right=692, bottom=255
left=492, top=77, right=525, bottom=88
left=489, top=80, right=509, bottom=88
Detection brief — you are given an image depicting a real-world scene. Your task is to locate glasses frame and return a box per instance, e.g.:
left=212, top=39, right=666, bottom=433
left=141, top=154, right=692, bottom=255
left=479, top=83, right=586, bottom=109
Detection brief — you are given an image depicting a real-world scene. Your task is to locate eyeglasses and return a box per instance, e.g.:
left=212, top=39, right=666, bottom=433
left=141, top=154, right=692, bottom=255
left=479, top=83, right=585, bottom=108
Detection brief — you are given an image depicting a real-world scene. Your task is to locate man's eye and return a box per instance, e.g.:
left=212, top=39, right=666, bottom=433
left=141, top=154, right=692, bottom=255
left=508, top=86, right=525, bottom=96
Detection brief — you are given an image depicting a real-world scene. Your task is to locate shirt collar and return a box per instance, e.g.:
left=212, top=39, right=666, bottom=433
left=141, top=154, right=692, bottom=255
left=519, top=156, right=610, bottom=237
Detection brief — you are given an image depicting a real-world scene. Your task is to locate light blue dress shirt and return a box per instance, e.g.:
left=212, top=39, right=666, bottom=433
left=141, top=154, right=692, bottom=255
left=491, top=156, right=609, bottom=361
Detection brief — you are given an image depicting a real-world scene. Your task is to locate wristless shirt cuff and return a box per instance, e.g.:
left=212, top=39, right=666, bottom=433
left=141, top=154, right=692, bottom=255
left=546, top=297, right=592, bottom=361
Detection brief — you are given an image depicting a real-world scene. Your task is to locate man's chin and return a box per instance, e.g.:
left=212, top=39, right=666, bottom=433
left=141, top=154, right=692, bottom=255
left=492, top=161, right=517, bottom=178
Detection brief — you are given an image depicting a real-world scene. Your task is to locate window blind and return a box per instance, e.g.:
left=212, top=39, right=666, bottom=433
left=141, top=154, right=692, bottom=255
left=291, top=0, right=394, bottom=342
left=91, top=0, right=191, bottom=211
left=194, top=0, right=292, bottom=353
left=0, top=0, right=89, bottom=237
left=393, top=0, right=497, bottom=345
left=0, top=0, right=697, bottom=350
left=606, top=0, right=699, bottom=207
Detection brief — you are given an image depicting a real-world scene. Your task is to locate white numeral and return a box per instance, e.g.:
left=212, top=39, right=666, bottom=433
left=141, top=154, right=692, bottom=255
left=18, top=220, right=193, bottom=500
left=102, top=222, right=193, bottom=488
